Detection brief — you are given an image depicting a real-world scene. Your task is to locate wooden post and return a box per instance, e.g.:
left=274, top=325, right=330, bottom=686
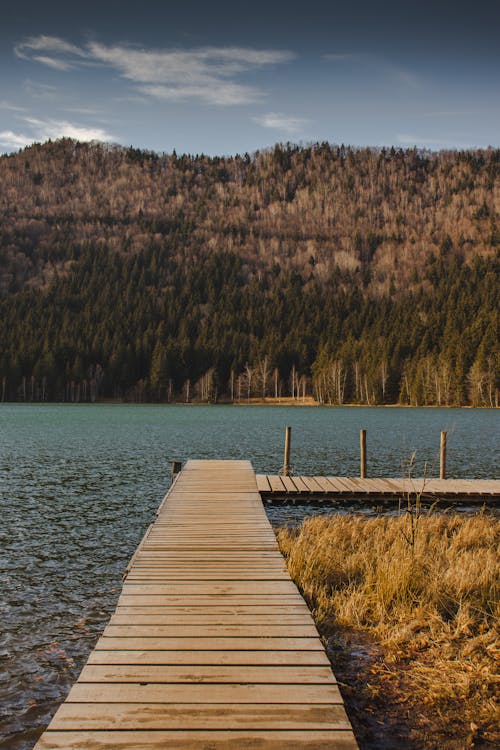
left=283, top=426, right=291, bottom=477
left=440, top=431, right=447, bottom=480
left=360, top=429, right=367, bottom=479
left=171, top=461, right=182, bottom=482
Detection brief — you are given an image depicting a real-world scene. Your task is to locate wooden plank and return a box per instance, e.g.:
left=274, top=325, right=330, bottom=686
left=67, top=683, right=343, bottom=703
left=102, top=624, right=319, bottom=638
left=335, top=478, right=361, bottom=492
left=132, top=552, right=285, bottom=558
left=120, top=582, right=299, bottom=595
left=256, top=474, right=271, bottom=492
left=311, top=476, right=333, bottom=492
left=87, top=650, right=332, bottom=666
left=280, top=475, right=299, bottom=493
left=36, top=729, right=359, bottom=749
left=95, top=637, right=325, bottom=651
left=109, top=615, right=313, bottom=624
left=298, top=476, right=325, bottom=492
left=117, top=596, right=308, bottom=606
left=78, top=665, right=334, bottom=683
left=287, top=476, right=311, bottom=492
left=122, top=570, right=292, bottom=583
left=50, top=702, right=352, bottom=730
left=114, top=605, right=312, bottom=615
left=128, top=563, right=287, bottom=569
left=325, top=477, right=345, bottom=495
left=137, top=548, right=282, bottom=553
left=267, top=475, right=288, bottom=493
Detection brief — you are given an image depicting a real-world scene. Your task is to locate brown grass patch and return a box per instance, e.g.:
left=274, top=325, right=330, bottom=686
left=277, top=513, right=499, bottom=749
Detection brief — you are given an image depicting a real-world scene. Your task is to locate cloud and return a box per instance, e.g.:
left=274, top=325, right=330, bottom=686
left=0, top=117, right=115, bottom=152
left=32, top=55, right=74, bottom=71
left=0, top=100, right=26, bottom=112
left=24, top=79, right=59, bottom=99
left=63, top=106, right=107, bottom=117
left=0, top=130, right=33, bottom=149
left=23, top=117, right=115, bottom=142
left=15, top=35, right=88, bottom=66
left=253, top=112, right=310, bottom=134
left=14, top=35, right=295, bottom=106
left=142, top=82, right=262, bottom=106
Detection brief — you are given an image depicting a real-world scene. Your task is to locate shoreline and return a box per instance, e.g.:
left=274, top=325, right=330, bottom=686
left=1, top=399, right=497, bottom=409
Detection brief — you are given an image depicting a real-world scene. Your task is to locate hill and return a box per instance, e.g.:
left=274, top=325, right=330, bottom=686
left=0, top=139, right=498, bottom=404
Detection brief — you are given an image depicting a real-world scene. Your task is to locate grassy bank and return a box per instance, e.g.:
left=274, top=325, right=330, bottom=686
left=277, top=513, right=499, bottom=749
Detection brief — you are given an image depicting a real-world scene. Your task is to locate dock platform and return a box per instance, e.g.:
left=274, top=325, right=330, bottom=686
left=35, top=460, right=358, bottom=749
left=256, top=475, right=500, bottom=502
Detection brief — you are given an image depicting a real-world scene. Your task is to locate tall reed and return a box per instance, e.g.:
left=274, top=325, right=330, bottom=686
left=277, top=513, right=499, bottom=742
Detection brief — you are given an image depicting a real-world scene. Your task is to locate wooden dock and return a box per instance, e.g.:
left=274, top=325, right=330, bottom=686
left=256, top=475, right=500, bottom=502
left=35, top=460, right=358, bottom=749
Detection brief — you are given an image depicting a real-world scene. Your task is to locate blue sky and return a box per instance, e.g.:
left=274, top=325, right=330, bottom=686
left=1, top=0, right=499, bottom=155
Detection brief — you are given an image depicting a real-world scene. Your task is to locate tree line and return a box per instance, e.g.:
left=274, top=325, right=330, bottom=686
left=0, top=247, right=497, bottom=406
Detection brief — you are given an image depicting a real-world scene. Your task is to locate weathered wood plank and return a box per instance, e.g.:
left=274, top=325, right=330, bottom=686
left=36, top=729, right=359, bottom=749
left=102, top=624, right=319, bottom=638
left=78, top=665, right=334, bottom=683
left=256, top=474, right=271, bottom=492
left=50, top=702, right=351, bottom=730
left=67, top=683, right=343, bottom=703
left=122, top=570, right=292, bottom=583
left=120, top=582, right=299, bottom=595
left=114, top=604, right=311, bottom=615
left=95, top=636, right=325, bottom=651
left=87, top=650, right=331, bottom=666
left=109, top=614, right=313, bottom=624
left=118, top=593, right=308, bottom=607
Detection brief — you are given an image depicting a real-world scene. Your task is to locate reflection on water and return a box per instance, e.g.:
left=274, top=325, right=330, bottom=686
left=0, top=404, right=497, bottom=748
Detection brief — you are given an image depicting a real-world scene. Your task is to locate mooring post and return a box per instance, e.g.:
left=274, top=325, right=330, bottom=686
left=360, top=428, right=367, bottom=478
left=283, top=426, right=291, bottom=476
left=171, top=461, right=182, bottom=482
left=440, top=431, right=447, bottom=480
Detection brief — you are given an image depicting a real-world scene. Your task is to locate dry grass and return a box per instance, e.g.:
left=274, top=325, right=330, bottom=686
left=277, top=512, right=500, bottom=748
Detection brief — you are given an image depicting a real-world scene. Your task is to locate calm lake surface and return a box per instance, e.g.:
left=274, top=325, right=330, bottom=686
left=0, top=404, right=498, bottom=748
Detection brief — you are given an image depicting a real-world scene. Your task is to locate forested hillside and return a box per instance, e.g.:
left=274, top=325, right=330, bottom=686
left=0, top=139, right=498, bottom=405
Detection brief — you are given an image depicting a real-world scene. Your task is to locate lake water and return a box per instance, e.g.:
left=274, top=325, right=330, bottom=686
left=0, top=404, right=498, bottom=748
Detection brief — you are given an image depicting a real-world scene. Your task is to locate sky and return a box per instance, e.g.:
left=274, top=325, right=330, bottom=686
left=1, top=0, right=499, bottom=155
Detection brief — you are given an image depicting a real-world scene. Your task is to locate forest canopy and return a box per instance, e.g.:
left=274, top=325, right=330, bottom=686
left=0, top=139, right=498, bottom=405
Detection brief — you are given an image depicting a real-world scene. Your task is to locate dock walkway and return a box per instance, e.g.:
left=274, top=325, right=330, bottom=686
left=257, top=474, right=500, bottom=501
left=35, top=460, right=358, bottom=749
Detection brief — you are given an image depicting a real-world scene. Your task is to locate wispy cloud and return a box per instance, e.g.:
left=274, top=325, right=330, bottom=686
left=31, top=55, right=74, bottom=72
left=14, top=35, right=295, bottom=106
left=15, top=35, right=88, bottom=67
left=323, top=52, right=422, bottom=89
left=141, top=82, right=262, bottom=106
left=63, top=105, right=107, bottom=117
left=253, top=112, right=310, bottom=134
left=0, top=100, right=27, bottom=112
left=0, top=117, right=115, bottom=152
left=24, top=79, right=59, bottom=99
